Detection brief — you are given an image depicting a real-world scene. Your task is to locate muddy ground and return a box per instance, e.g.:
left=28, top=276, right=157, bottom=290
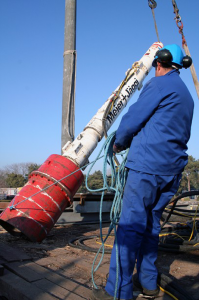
left=0, top=222, right=198, bottom=300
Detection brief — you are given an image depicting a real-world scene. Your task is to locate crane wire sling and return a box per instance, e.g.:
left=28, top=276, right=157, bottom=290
left=85, top=131, right=129, bottom=299
left=148, top=0, right=160, bottom=42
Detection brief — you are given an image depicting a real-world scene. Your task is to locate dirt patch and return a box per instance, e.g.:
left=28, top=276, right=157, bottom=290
left=0, top=223, right=199, bottom=299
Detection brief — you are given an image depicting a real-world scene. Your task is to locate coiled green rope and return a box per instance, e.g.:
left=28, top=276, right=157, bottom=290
left=85, top=131, right=129, bottom=299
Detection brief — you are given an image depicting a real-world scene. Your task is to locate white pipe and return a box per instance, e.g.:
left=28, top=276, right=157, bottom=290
left=62, top=42, right=163, bottom=167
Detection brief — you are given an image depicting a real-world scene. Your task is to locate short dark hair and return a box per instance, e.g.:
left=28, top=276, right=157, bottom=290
left=156, top=60, right=175, bottom=69
left=157, top=60, right=172, bottom=69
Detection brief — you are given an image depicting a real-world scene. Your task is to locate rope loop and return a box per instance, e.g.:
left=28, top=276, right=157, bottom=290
left=87, top=132, right=129, bottom=300
left=148, top=0, right=157, bottom=9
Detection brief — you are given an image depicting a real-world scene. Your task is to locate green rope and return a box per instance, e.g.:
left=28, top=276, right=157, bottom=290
left=86, top=131, right=129, bottom=300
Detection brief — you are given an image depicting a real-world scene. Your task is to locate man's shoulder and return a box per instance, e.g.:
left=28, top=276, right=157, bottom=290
left=143, top=77, right=157, bottom=89
left=149, top=72, right=177, bottom=88
left=142, top=77, right=160, bottom=94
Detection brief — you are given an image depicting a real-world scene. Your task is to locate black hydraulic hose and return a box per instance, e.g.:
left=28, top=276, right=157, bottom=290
left=161, top=190, right=199, bottom=228
left=67, top=191, right=199, bottom=299
left=159, top=220, right=199, bottom=251
left=169, top=191, right=199, bottom=205
left=158, top=272, right=194, bottom=300
left=68, top=235, right=99, bottom=252
left=68, top=236, right=195, bottom=299
left=164, top=208, right=199, bottom=216
left=160, top=238, right=199, bottom=246
left=69, top=235, right=199, bottom=253
left=68, top=235, right=112, bottom=254
left=158, top=242, right=199, bottom=252
left=69, top=218, right=199, bottom=253
left=61, top=191, right=199, bottom=254
left=161, top=223, right=199, bottom=233
left=160, top=232, right=199, bottom=246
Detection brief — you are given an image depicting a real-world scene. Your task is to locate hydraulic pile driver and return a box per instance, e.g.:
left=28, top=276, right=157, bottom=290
left=0, top=42, right=163, bottom=242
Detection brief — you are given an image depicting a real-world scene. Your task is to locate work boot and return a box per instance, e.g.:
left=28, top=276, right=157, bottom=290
left=92, top=288, right=117, bottom=300
left=133, top=275, right=160, bottom=298
left=142, top=287, right=160, bottom=297
left=92, top=288, right=133, bottom=300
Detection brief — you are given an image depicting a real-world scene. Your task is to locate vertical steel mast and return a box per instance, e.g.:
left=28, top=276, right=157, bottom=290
left=61, top=0, right=77, bottom=151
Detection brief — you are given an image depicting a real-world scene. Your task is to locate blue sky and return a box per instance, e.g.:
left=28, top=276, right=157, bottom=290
left=0, top=0, right=199, bottom=172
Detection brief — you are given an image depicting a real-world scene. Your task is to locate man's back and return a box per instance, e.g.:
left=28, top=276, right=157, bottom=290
left=122, top=70, right=194, bottom=175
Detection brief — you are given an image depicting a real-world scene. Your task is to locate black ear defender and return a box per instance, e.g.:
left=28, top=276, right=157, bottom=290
left=156, top=49, right=173, bottom=64
left=153, top=46, right=193, bottom=69
left=182, top=55, right=192, bottom=69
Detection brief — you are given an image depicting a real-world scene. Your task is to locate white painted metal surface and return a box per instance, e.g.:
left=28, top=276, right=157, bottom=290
left=62, top=42, right=163, bottom=167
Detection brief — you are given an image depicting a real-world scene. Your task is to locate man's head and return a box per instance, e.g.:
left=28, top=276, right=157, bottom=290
left=152, top=44, right=192, bottom=77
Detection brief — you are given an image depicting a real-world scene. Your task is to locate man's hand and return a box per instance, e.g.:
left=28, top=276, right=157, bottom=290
left=113, top=144, right=123, bottom=154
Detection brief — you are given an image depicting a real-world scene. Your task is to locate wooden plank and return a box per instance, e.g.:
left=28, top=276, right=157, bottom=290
left=75, top=258, right=110, bottom=279
left=4, top=261, right=44, bottom=282
left=35, top=257, right=55, bottom=267
left=34, top=278, right=87, bottom=300
left=0, top=269, right=56, bottom=300
left=43, top=253, right=109, bottom=280
left=45, top=271, right=92, bottom=299
left=36, top=254, right=82, bottom=271
left=4, top=260, right=92, bottom=298
left=0, top=242, right=31, bottom=262
left=23, top=261, right=49, bottom=276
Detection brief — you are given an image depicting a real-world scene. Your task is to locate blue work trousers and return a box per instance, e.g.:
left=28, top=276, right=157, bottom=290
left=105, top=169, right=181, bottom=300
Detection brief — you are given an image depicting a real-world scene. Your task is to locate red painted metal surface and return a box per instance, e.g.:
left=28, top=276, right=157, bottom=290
left=0, top=154, right=84, bottom=242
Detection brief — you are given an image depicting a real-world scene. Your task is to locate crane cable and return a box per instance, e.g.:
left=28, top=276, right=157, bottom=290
left=148, top=0, right=160, bottom=42
left=171, top=0, right=199, bottom=99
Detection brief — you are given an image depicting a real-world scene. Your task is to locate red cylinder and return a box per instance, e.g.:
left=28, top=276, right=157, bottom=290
left=0, top=154, right=84, bottom=242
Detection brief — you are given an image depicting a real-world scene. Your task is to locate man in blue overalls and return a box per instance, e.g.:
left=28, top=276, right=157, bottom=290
left=92, top=44, right=194, bottom=300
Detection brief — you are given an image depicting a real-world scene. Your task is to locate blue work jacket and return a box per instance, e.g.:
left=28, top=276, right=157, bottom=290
left=115, top=69, right=194, bottom=175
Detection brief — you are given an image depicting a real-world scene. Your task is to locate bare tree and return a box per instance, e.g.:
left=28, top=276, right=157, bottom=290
left=0, top=162, right=40, bottom=188
left=0, top=169, right=8, bottom=188
left=4, top=162, right=35, bottom=177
